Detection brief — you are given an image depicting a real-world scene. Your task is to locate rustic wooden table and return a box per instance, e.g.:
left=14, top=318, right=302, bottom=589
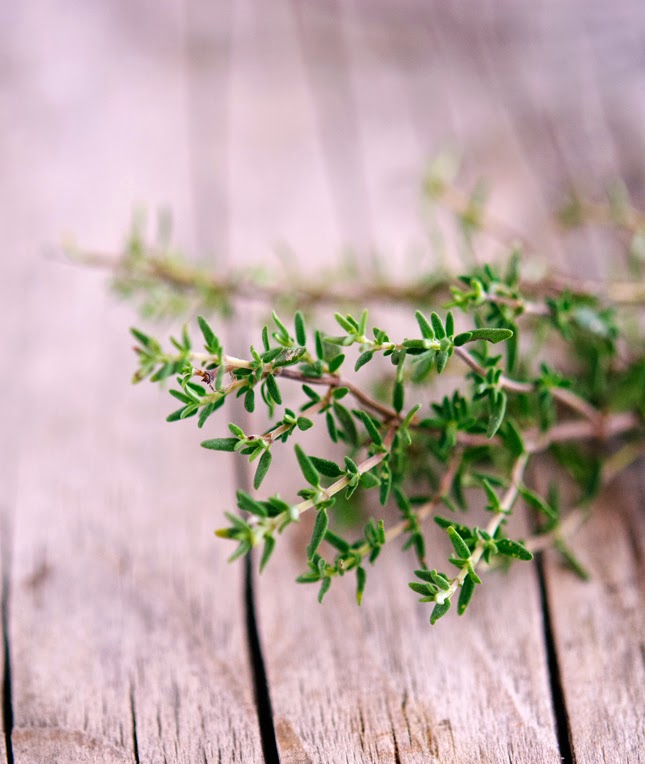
left=1, top=2, right=643, bottom=762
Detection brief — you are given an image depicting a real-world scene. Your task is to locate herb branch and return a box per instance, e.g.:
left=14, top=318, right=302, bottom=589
left=85, top=169, right=645, bottom=625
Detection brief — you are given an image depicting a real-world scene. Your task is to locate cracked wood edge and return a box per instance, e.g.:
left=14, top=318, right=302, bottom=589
left=1, top=2, right=262, bottom=762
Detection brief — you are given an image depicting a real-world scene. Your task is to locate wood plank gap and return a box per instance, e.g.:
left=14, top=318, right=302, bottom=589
left=244, top=553, right=280, bottom=764
left=128, top=682, right=139, bottom=764
left=230, top=324, right=280, bottom=764
left=1, top=513, right=14, bottom=764
left=535, top=555, right=573, bottom=764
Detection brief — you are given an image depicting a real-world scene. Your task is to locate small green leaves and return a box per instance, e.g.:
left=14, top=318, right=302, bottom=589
left=254, top=450, right=272, bottom=490
left=355, top=350, right=374, bottom=372
left=430, top=311, right=446, bottom=339
left=126, top=261, right=639, bottom=627
left=197, top=315, right=219, bottom=352
left=294, top=311, right=307, bottom=346
left=519, top=485, right=558, bottom=522
left=307, top=508, right=329, bottom=559
left=393, top=380, right=405, bottom=413
left=201, top=437, right=238, bottom=451
left=454, top=327, right=514, bottom=345
left=430, top=599, right=451, bottom=625
left=265, top=374, right=282, bottom=405
left=487, top=390, right=507, bottom=438
left=457, top=574, right=476, bottom=615
left=309, top=456, right=344, bottom=478
left=259, top=536, right=276, bottom=572
left=415, top=310, right=435, bottom=340
left=447, top=527, right=471, bottom=559
left=355, top=566, right=367, bottom=605
left=294, top=445, right=320, bottom=487
left=236, top=490, right=268, bottom=517
left=495, top=538, right=533, bottom=561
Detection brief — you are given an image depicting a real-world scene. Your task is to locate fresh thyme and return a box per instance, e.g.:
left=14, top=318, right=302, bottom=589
left=81, top=168, right=644, bottom=625
left=126, top=259, right=643, bottom=622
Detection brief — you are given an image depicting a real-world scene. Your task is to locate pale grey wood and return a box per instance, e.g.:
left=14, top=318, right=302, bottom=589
left=0, top=2, right=262, bottom=762
left=541, top=478, right=645, bottom=764
left=468, top=6, right=645, bottom=761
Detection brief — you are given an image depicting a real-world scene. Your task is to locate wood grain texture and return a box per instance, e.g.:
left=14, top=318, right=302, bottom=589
left=541, top=476, right=645, bottom=764
left=0, top=3, right=262, bottom=762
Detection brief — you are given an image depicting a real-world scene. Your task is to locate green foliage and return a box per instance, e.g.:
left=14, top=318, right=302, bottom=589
left=117, top=198, right=644, bottom=626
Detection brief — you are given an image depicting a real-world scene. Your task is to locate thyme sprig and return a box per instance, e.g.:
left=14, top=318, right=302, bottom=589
left=128, top=276, right=643, bottom=622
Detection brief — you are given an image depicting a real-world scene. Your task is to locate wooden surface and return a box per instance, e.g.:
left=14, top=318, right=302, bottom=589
left=1, top=1, right=643, bottom=763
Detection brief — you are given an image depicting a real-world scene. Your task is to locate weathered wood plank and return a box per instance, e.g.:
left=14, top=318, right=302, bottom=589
left=0, top=3, right=262, bottom=762
left=541, top=476, right=645, bottom=764
left=470, top=6, right=645, bottom=761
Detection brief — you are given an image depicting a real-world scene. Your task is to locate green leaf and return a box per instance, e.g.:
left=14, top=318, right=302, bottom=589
left=334, top=313, right=355, bottom=333
left=461, top=328, right=514, bottom=344
left=487, top=390, right=507, bottom=438
left=297, top=417, right=314, bottom=431
left=445, top=311, right=455, bottom=338
left=324, top=530, right=351, bottom=552
left=429, top=570, right=451, bottom=591
left=435, top=350, right=449, bottom=374
left=272, top=311, right=290, bottom=340
left=198, top=401, right=220, bottom=428
left=150, top=363, right=176, bottom=383
left=302, top=384, right=321, bottom=402
left=503, top=420, right=525, bottom=457
left=359, top=471, right=380, bottom=489
left=166, top=406, right=188, bottom=422
left=393, top=380, right=405, bottom=413
left=495, top=538, right=533, bottom=561
left=315, top=330, right=324, bottom=360
left=254, top=450, right=272, bottom=490
left=333, top=402, right=358, bottom=445
left=431, top=312, right=446, bottom=339
left=236, top=490, right=268, bottom=517
left=355, top=566, right=367, bottom=605
left=554, top=539, right=590, bottom=580
left=266, top=374, right=282, bottom=405
left=453, top=331, right=473, bottom=346
left=409, top=581, right=432, bottom=596
left=447, top=527, right=471, bottom=559
left=261, top=325, right=270, bottom=352
left=415, top=311, right=435, bottom=340
left=326, top=411, right=338, bottom=442
left=244, top=388, right=255, bottom=413
left=294, top=311, right=307, bottom=345
left=354, top=410, right=383, bottom=446
left=457, top=574, right=476, bottom=615
left=130, top=327, right=155, bottom=348
left=309, top=456, right=343, bottom=478
left=430, top=599, right=451, bottom=625
left=518, top=486, right=558, bottom=521
left=295, top=445, right=320, bottom=487
left=308, top=508, right=329, bottom=559
left=197, top=315, right=218, bottom=350
left=259, top=536, right=276, bottom=572
left=318, top=577, right=332, bottom=603
left=355, top=350, right=374, bottom=372
left=328, top=354, right=345, bottom=373
left=201, top=437, right=238, bottom=451
left=169, top=389, right=194, bottom=404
